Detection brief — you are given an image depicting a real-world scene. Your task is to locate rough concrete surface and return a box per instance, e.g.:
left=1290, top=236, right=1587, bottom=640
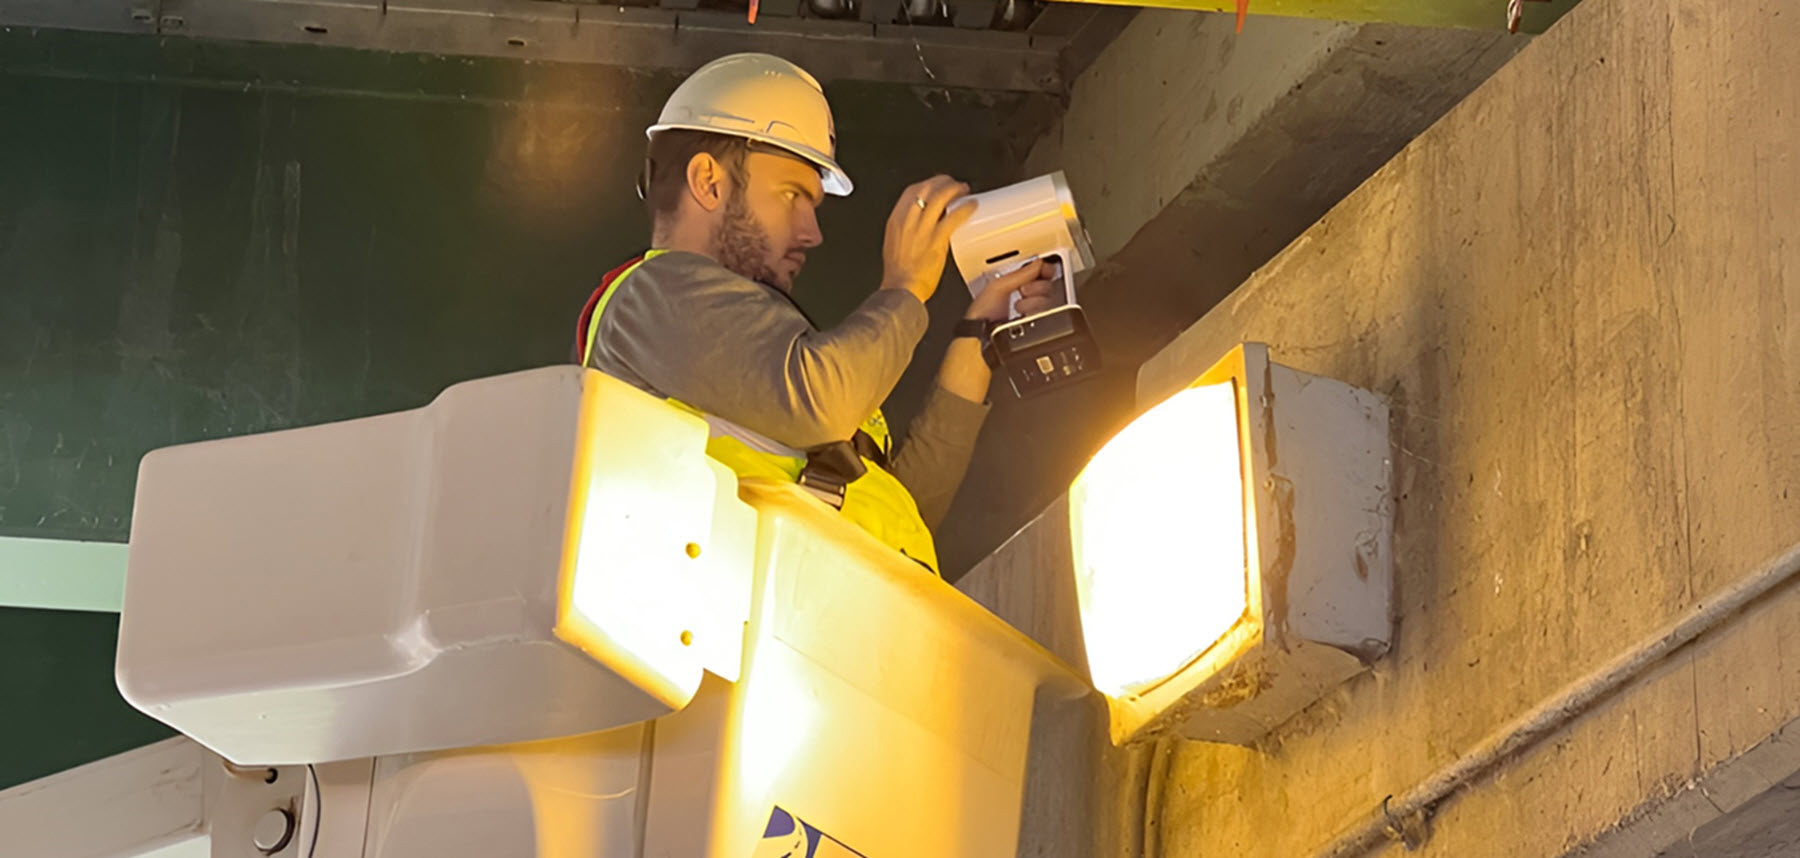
left=1653, top=768, right=1800, bottom=858
left=937, top=10, right=1527, bottom=577
left=1602, top=716, right=1800, bottom=858
left=961, top=0, right=1800, bottom=854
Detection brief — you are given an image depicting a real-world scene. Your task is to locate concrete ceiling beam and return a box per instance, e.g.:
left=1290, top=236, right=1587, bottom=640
left=936, top=10, right=1524, bottom=573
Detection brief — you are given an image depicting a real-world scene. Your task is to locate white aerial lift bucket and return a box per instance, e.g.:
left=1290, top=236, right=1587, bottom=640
left=96, top=367, right=1085, bottom=858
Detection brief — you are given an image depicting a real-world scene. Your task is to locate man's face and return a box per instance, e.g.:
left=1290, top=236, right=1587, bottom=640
left=709, top=150, right=825, bottom=292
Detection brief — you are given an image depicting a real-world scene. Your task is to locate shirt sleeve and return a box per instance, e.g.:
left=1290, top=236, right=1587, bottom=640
left=589, top=252, right=931, bottom=450
left=887, top=384, right=991, bottom=530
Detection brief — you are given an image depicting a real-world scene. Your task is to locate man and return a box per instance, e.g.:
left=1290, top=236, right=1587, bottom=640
left=576, top=53, right=1056, bottom=574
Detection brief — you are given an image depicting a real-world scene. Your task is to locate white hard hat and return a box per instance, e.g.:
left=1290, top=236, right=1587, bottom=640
left=650, top=53, right=853, bottom=197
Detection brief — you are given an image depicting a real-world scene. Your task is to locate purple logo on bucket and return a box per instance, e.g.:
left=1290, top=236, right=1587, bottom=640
left=752, top=806, right=867, bottom=858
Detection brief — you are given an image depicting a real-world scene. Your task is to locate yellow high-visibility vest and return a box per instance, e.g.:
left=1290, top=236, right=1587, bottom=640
left=582, top=252, right=940, bottom=574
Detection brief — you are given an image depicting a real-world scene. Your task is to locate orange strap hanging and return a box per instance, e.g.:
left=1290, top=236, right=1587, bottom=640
left=1235, top=0, right=1248, bottom=32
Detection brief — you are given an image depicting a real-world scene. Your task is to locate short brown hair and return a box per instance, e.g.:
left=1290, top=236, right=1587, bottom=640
left=643, top=130, right=751, bottom=222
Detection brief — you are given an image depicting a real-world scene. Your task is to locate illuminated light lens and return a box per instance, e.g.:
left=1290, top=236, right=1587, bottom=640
left=1070, top=382, right=1248, bottom=697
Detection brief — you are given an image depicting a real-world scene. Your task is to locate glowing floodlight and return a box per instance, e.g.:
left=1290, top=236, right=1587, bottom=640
left=1070, top=344, right=1393, bottom=746
left=1070, top=382, right=1248, bottom=698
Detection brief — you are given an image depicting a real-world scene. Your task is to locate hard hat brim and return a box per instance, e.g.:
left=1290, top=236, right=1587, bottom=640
left=648, top=123, right=853, bottom=197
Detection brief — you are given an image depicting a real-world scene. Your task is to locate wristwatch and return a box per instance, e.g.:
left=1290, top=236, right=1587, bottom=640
left=952, top=319, right=1001, bottom=369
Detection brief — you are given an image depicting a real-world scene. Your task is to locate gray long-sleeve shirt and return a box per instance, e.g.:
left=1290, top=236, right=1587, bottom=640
left=584, top=250, right=988, bottom=529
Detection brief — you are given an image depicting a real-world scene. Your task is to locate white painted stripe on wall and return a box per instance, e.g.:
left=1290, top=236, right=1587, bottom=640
left=0, top=535, right=127, bottom=612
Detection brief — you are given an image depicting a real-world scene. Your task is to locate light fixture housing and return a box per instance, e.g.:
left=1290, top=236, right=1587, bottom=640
left=1069, top=343, right=1393, bottom=746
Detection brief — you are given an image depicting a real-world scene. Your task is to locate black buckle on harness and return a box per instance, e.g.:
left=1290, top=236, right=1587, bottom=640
left=798, top=441, right=867, bottom=510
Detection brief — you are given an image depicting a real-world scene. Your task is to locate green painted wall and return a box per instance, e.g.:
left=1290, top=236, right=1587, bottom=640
left=0, top=607, right=173, bottom=787
left=0, top=27, right=1053, bottom=789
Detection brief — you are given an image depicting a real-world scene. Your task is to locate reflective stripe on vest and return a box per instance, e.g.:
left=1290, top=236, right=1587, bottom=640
left=582, top=253, right=939, bottom=574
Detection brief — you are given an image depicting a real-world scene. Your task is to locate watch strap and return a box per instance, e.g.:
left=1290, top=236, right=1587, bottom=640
left=952, top=318, right=992, bottom=341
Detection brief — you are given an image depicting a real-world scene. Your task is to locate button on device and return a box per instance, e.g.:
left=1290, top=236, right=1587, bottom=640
left=1036, top=356, right=1056, bottom=374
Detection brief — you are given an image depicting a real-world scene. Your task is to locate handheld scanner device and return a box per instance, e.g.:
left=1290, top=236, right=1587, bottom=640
left=985, top=254, right=1100, bottom=398
left=950, top=173, right=1102, bottom=399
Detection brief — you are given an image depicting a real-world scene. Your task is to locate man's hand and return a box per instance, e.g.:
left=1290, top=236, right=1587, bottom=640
left=964, top=260, right=1060, bottom=322
left=936, top=259, right=1062, bottom=404
left=881, top=176, right=976, bottom=304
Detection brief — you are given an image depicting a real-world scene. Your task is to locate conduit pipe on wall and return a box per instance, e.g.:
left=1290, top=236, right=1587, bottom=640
left=1291, top=542, right=1800, bottom=858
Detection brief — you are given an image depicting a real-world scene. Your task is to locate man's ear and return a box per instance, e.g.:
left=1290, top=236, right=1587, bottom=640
left=686, top=153, right=727, bottom=213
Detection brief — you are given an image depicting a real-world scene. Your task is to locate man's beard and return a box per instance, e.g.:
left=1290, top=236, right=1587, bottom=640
left=710, top=192, right=787, bottom=290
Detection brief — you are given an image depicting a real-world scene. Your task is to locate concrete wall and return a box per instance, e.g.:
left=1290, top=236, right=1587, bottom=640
left=961, top=0, right=1800, bottom=854
left=1027, top=11, right=1358, bottom=266
left=936, top=10, right=1527, bottom=576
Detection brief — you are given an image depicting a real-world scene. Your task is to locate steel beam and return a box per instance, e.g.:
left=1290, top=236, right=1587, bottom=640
left=1043, top=0, right=1576, bottom=33
left=0, top=0, right=1070, bottom=91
